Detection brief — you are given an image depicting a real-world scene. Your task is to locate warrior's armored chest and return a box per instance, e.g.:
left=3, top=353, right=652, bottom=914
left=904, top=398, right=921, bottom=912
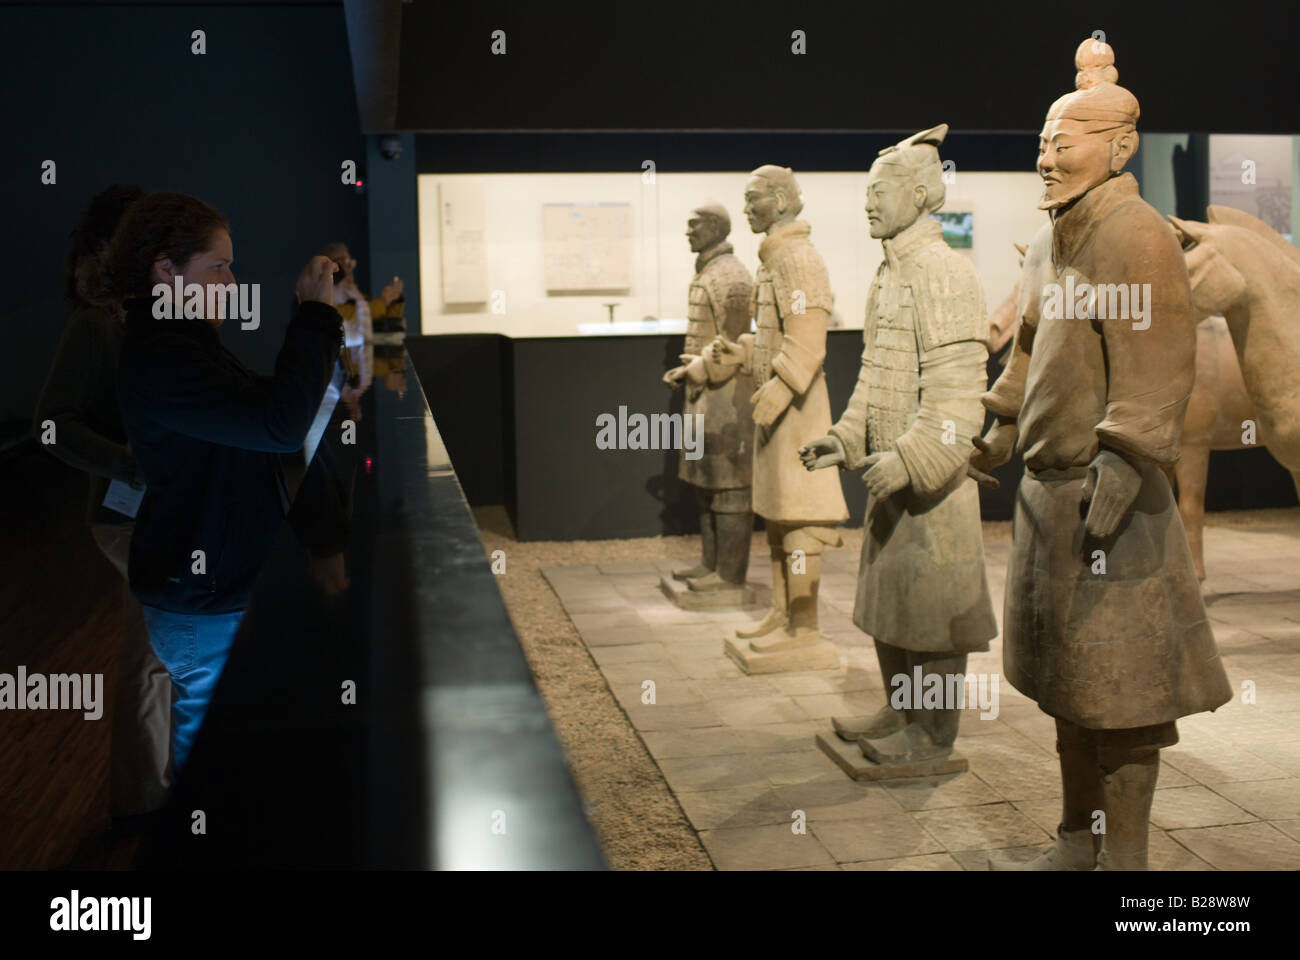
left=752, top=266, right=782, bottom=385
left=866, top=266, right=921, bottom=451
left=685, top=277, right=718, bottom=355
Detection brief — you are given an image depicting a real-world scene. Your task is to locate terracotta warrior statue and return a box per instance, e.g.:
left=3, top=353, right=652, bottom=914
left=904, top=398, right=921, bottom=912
left=974, top=38, right=1232, bottom=870
left=711, top=166, right=848, bottom=653
left=664, top=203, right=755, bottom=591
left=800, top=125, right=998, bottom=768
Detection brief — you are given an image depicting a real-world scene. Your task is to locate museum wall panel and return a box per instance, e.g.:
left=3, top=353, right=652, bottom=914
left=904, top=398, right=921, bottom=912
left=416, top=172, right=1046, bottom=338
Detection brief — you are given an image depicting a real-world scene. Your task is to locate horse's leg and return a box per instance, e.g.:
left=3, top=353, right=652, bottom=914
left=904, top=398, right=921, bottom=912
left=1176, top=443, right=1212, bottom=581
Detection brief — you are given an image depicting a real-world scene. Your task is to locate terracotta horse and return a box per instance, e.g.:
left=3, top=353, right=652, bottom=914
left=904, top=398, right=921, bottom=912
left=1169, top=206, right=1300, bottom=579
left=987, top=207, right=1300, bottom=580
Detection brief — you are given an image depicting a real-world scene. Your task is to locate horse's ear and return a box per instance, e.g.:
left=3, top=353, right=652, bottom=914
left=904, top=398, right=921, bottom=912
left=1168, top=215, right=1206, bottom=247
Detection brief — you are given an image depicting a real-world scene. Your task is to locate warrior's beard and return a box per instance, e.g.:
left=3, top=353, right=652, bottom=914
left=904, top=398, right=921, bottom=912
left=1037, top=181, right=1090, bottom=211
left=1037, top=171, right=1117, bottom=212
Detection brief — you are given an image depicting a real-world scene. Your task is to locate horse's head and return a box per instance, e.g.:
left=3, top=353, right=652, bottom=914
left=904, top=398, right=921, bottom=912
left=1169, top=215, right=1247, bottom=319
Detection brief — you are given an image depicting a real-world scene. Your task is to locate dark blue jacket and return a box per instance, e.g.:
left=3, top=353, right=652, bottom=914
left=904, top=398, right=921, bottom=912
left=119, top=296, right=344, bottom=613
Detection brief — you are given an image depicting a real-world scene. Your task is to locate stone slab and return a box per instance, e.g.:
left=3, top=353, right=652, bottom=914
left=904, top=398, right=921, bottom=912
left=815, top=729, right=969, bottom=781
left=723, top=636, right=840, bottom=675
left=659, top=574, right=755, bottom=611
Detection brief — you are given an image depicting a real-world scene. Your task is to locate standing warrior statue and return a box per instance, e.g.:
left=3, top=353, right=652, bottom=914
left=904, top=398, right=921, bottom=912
left=975, top=38, right=1232, bottom=870
left=801, top=125, right=998, bottom=769
left=711, top=166, right=848, bottom=654
left=664, top=203, right=755, bottom=592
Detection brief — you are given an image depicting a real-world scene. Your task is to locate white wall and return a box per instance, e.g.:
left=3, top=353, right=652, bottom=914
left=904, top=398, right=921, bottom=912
left=418, top=171, right=1047, bottom=336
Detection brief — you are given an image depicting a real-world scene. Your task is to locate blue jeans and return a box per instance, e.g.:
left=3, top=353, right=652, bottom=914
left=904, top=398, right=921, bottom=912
left=140, top=606, right=244, bottom=776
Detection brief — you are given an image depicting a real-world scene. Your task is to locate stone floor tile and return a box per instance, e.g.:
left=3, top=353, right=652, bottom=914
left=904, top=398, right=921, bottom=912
left=1149, top=785, right=1257, bottom=830
left=1169, top=821, right=1300, bottom=870
left=691, top=676, right=782, bottom=701
left=914, top=802, right=1053, bottom=851
left=1156, top=762, right=1195, bottom=789
left=596, top=562, right=662, bottom=575
left=1210, top=779, right=1300, bottom=820
left=712, top=696, right=810, bottom=727
left=778, top=864, right=843, bottom=870
left=960, top=731, right=1056, bottom=764
left=776, top=776, right=907, bottom=822
left=840, top=853, right=964, bottom=871
left=639, top=727, right=746, bottom=761
left=1271, top=819, right=1300, bottom=842
left=583, top=624, right=663, bottom=647
left=670, top=655, right=747, bottom=680
left=752, top=747, right=843, bottom=786
left=674, top=784, right=795, bottom=831
left=1148, top=827, right=1215, bottom=870
left=970, top=758, right=1063, bottom=801
left=790, top=691, right=885, bottom=720
left=1009, top=798, right=1061, bottom=836
left=619, top=700, right=723, bottom=731
left=698, top=824, right=837, bottom=870
left=765, top=669, right=881, bottom=696
left=731, top=721, right=824, bottom=755
left=589, top=642, right=668, bottom=666
left=1163, top=743, right=1290, bottom=784
left=600, top=659, right=683, bottom=684
left=540, top=564, right=599, bottom=580
left=880, top=770, right=1004, bottom=811
left=550, top=525, right=1300, bottom=870
left=950, top=845, right=1051, bottom=870
left=611, top=679, right=703, bottom=709
left=568, top=610, right=647, bottom=634
left=659, top=754, right=767, bottom=793
left=811, top=815, right=946, bottom=862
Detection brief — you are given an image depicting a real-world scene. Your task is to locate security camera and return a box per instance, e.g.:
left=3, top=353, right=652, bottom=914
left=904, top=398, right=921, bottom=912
left=379, top=135, right=403, bottom=161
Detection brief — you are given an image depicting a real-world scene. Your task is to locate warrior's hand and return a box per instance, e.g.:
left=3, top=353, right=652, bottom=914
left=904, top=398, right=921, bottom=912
left=662, top=365, right=687, bottom=389
left=678, top=353, right=708, bottom=385
left=969, top=420, right=1018, bottom=487
left=710, top=337, right=745, bottom=367
left=862, top=450, right=910, bottom=502
left=750, top=377, right=793, bottom=427
left=799, top=435, right=845, bottom=471
left=1082, top=449, right=1142, bottom=538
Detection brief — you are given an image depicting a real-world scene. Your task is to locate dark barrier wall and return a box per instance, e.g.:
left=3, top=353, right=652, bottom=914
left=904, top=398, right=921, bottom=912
left=137, top=350, right=604, bottom=869
left=0, top=2, right=368, bottom=429
left=411, top=333, right=1298, bottom=541
left=405, top=334, right=510, bottom=505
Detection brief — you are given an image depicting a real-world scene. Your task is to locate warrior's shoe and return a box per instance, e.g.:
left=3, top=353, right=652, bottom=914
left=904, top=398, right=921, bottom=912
left=735, top=554, right=787, bottom=639
left=748, top=624, right=821, bottom=654
left=685, top=571, right=739, bottom=592
left=833, top=702, right=906, bottom=742
left=672, top=563, right=711, bottom=581
left=857, top=722, right=952, bottom=765
left=989, top=826, right=1098, bottom=871
left=735, top=610, right=785, bottom=639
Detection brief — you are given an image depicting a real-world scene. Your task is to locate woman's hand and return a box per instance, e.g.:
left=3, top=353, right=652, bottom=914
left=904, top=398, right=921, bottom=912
left=297, top=256, right=338, bottom=305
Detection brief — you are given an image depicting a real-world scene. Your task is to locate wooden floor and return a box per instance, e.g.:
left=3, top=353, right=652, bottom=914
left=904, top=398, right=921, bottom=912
left=0, top=445, right=141, bottom=869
